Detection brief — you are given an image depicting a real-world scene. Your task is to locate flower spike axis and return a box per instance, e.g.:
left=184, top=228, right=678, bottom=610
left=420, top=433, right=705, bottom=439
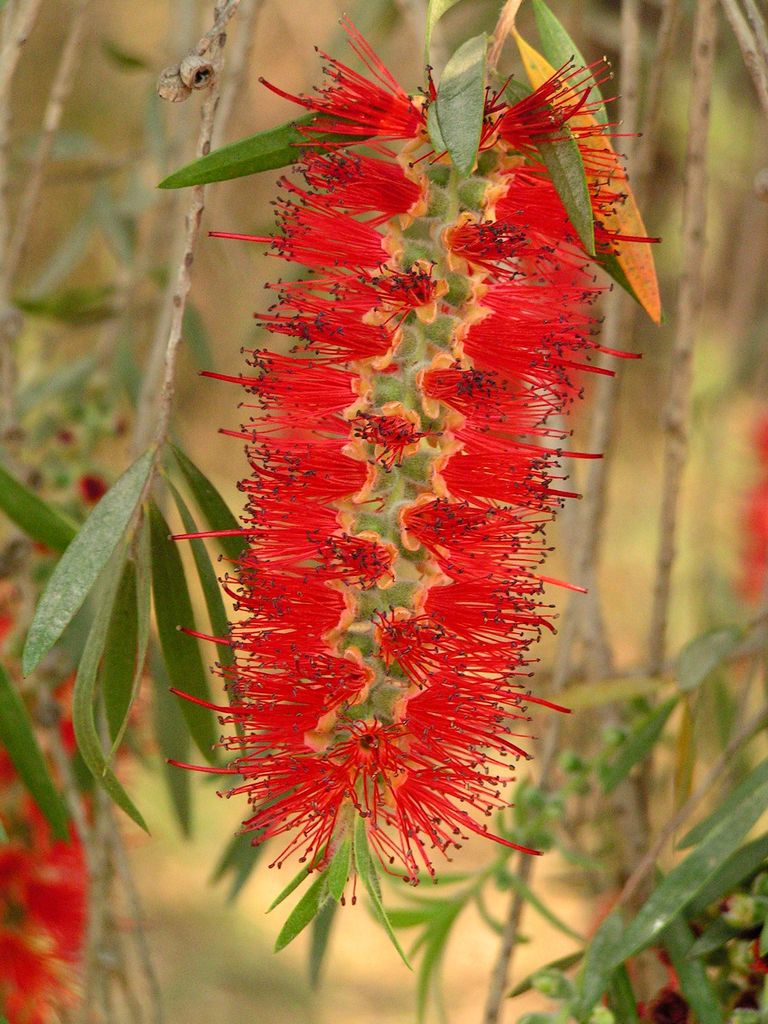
left=176, top=21, right=658, bottom=896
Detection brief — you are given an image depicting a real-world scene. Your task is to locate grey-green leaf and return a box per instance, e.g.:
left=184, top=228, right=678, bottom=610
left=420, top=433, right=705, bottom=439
left=148, top=501, right=218, bottom=762
left=22, top=450, right=153, bottom=675
left=274, top=872, right=329, bottom=952
left=151, top=651, right=192, bottom=837
left=661, top=915, right=724, bottom=1024
left=425, top=0, right=466, bottom=62
left=353, top=815, right=411, bottom=968
left=531, top=0, right=608, bottom=125
left=309, top=899, right=337, bottom=988
left=102, top=559, right=139, bottom=745
left=71, top=551, right=148, bottom=832
left=676, top=626, right=742, bottom=693
left=211, top=831, right=265, bottom=902
left=576, top=909, right=623, bottom=1015
left=327, top=837, right=351, bottom=902
left=598, top=698, right=677, bottom=794
left=607, top=775, right=768, bottom=967
left=0, top=462, right=77, bottom=553
left=679, top=757, right=768, bottom=848
left=434, top=34, right=487, bottom=178
left=0, top=664, right=69, bottom=840
left=537, top=130, right=595, bottom=254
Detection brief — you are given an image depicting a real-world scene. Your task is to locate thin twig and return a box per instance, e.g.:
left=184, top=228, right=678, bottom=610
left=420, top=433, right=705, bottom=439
left=618, top=700, right=768, bottom=908
left=647, top=0, right=718, bottom=674
left=720, top=0, right=768, bottom=122
left=635, top=0, right=682, bottom=197
left=6, top=0, right=91, bottom=283
left=743, top=0, right=768, bottom=68
left=488, top=0, right=524, bottom=74
left=0, top=0, right=43, bottom=101
left=211, top=0, right=261, bottom=150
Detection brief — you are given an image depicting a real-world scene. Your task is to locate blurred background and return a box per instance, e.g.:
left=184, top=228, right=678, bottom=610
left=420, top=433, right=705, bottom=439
left=2, top=0, right=767, bottom=1021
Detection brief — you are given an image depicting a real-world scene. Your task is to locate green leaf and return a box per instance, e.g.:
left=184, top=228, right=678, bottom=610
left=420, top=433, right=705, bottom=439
left=274, top=872, right=329, bottom=952
left=150, top=651, right=192, bottom=837
left=606, top=776, right=768, bottom=968
left=0, top=663, right=69, bottom=840
left=102, top=559, right=138, bottom=745
left=23, top=450, right=153, bottom=675
left=679, top=757, right=768, bottom=848
left=327, top=837, right=351, bottom=902
left=158, top=115, right=363, bottom=188
left=686, top=832, right=768, bottom=916
left=687, top=917, right=741, bottom=959
left=169, top=444, right=243, bottom=562
left=102, top=40, right=149, bottom=71
left=71, top=551, right=148, bottom=832
left=608, top=965, right=640, bottom=1023
left=598, top=698, right=677, bottom=794
left=268, top=858, right=321, bottom=912
left=425, top=0, right=465, bottom=62
left=760, top=914, right=768, bottom=957
left=576, top=909, right=623, bottom=1015
left=506, top=870, right=583, bottom=941
left=537, top=130, right=594, bottom=254
left=309, top=899, right=337, bottom=988
left=434, top=34, right=487, bottom=177
left=0, top=462, right=77, bottom=553
left=531, top=0, right=608, bottom=125
left=416, top=902, right=463, bottom=1022
left=426, top=104, right=446, bottom=155
left=211, top=831, right=265, bottom=901
left=16, top=284, right=117, bottom=325
left=661, top=915, right=724, bottom=1024
left=148, top=501, right=218, bottom=762
left=676, top=626, right=742, bottom=693
left=353, top=815, right=411, bottom=968
left=509, top=951, right=584, bottom=997
left=168, top=483, right=233, bottom=670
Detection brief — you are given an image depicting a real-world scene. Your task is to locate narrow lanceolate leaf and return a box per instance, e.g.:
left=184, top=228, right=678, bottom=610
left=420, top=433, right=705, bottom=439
left=274, top=872, right=329, bottom=952
left=577, top=909, right=623, bottom=1016
left=0, top=462, right=77, bottom=553
left=159, top=116, right=316, bottom=188
left=608, top=966, right=640, bottom=1024
left=661, top=916, right=724, bottom=1024
left=327, top=837, right=352, bottom=901
left=168, top=482, right=233, bottom=669
left=605, top=774, right=768, bottom=968
left=676, top=626, right=742, bottom=693
left=72, top=550, right=149, bottom=832
left=598, top=697, right=677, bottom=794
left=309, top=900, right=337, bottom=988
left=0, top=664, right=69, bottom=840
left=434, top=34, right=487, bottom=177
left=211, top=831, right=265, bottom=902
left=425, top=0, right=465, bottom=62
left=148, top=501, right=218, bottom=762
left=169, top=444, right=243, bottom=562
left=151, top=652, right=192, bottom=837
left=679, top=757, right=768, bottom=848
left=102, top=559, right=139, bottom=745
left=22, top=450, right=153, bottom=675
left=353, top=815, right=411, bottom=968
left=513, top=29, right=661, bottom=323
left=510, top=952, right=584, bottom=997
left=537, top=130, right=595, bottom=254
left=686, top=832, right=768, bottom=916
left=531, top=0, right=608, bottom=125
left=416, top=902, right=463, bottom=1022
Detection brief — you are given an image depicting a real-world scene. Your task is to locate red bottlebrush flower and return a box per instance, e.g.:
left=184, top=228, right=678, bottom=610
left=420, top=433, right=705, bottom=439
left=184, top=21, right=655, bottom=886
left=77, top=473, right=107, bottom=505
left=0, top=756, right=86, bottom=1023
left=740, top=415, right=768, bottom=602
left=640, top=987, right=690, bottom=1024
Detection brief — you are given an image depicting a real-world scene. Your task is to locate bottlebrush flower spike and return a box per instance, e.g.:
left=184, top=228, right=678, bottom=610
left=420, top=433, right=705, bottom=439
left=176, top=20, right=656, bottom=907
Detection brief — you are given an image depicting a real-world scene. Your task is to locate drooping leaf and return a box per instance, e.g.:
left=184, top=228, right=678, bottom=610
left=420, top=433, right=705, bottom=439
left=676, top=627, right=742, bottom=693
left=327, top=837, right=352, bottom=902
left=509, top=951, right=584, bottom=997
left=531, top=0, right=608, bottom=124
left=268, top=862, right=314, bottom=913
left=274, top=872, right=329, bottom=952
left=150, top=651, right=192, bottom=837
left=16, top=284, right=117, bottom=325
left=598, top=698, right=677, bottom=794
left=505, top=870, right=583, bottom=941
left=23, top=450, right=153, bottom=675
left=309, top=899, right=337, bottom=988
left=0, top=664, right=69, bottom=840
left=608, top=965, right=640, bottom=1023
left=211, top=831, right=265, bottom=902
left=679, top=757, right=768, bottom=848
left=576, top=909, right=623, bottom=1016
left=169, top=444, right=243, bottom=562
left=353, top=815, right=411, bottom=968
left=434, top=34, right=487, bottom=177
left=661, top=915, right=724, bottom=1024
left=102, top=40, right=149, bottom=71
left=167, top=482, right=233, bottom=670
left=686, top=832, right=768, bottom=916
left=0, top=462, right=77, bottom=553
left=513, top=29, right=661, bottom=323
left=425, top=0, right=466, bottom=62
left=416, top=902, right=463, bottom=1022
left=71, top=551, right=148, bottom=832
left=606, top=777, right=768, bottom=968
left=102, top=559, right=138, bottom=745
left=147, top=501, right=218, bottom=762
left=537, top=131, right=594, bottom=254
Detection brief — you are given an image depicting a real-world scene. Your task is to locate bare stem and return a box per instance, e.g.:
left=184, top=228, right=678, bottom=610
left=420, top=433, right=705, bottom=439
left=720, top=0, right=768, bottom=122
left=0, top=0, right=43, bottom=101
left=488, top=0, right=524, bottom=73
left=647, top=0, right=718, bottom=674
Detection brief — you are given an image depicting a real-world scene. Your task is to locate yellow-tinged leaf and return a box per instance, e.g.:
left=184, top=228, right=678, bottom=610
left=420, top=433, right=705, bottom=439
left=512, top=30, right=661, bottom=323
left=674, top=696, right=695, bottom=808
